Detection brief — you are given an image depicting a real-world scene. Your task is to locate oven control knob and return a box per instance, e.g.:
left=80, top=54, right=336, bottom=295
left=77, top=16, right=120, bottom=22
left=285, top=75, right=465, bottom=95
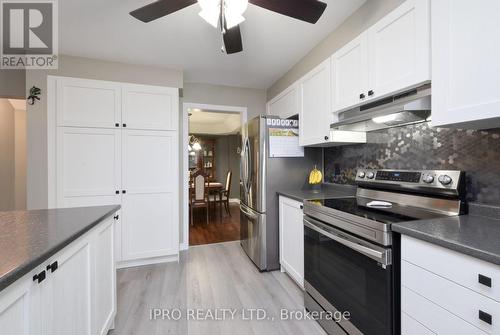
left=367, top=172, right=375, bottom=179
left=438, top=175, right=452, bottom=185
left=423, top=175, right=434, bottom=184
left=358, top=171, right=366, bottom=178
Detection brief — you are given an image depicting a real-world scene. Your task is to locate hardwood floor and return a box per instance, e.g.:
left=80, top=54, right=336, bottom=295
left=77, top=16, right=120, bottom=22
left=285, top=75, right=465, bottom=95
left=189, top=203, right=240, bottom=246
left=109, top=241, right=326, bottom=335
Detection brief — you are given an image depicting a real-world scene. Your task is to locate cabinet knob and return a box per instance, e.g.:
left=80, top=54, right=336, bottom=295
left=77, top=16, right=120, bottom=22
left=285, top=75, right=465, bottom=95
left=114, top=214, right=119, bottom=220
left=122, top=190, right=126, bottom=194
left=115, top=123, right=119, bottom=127
left=122, top=123, right=127, bottom=128
left=115, top=190, right=119, bottom=195
left=33, top=270, right=46, bottom=283
left=46, top=261, right=58, bottom=273
left=368, top=90, right=374, bottom=96
left=479, top=310, right=492, bottom=325
left=478, top=274, right=492, bottom=287
left=324, top=136, right=329, bottom=141
left=300, top=205, right=303, bottom=210
left=359, top=93, right=365, bottom=99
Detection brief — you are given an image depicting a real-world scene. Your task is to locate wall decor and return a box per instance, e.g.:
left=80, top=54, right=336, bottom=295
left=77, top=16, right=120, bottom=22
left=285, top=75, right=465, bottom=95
left=324, top=122, right=500, bottom=205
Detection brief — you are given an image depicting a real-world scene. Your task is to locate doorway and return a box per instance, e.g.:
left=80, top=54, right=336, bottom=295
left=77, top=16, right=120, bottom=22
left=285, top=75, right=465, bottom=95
left=182, top=103, right=247, bottom=248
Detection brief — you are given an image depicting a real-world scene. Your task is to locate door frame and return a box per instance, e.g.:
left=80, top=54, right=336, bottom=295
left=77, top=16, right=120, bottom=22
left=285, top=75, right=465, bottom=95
left=181, top=102, right=247, bottom=250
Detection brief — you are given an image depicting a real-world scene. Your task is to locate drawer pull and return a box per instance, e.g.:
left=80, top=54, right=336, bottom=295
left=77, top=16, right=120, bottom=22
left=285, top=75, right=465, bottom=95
left=478, top=274, right=492, bottom=288
left=479, top=310, right=492, bottom=325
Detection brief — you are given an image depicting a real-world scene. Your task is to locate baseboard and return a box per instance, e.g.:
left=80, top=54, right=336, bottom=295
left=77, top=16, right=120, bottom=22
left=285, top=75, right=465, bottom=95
left=229, top=198, right=240, bottom=203
left=116, top=254, right=179, bottom=269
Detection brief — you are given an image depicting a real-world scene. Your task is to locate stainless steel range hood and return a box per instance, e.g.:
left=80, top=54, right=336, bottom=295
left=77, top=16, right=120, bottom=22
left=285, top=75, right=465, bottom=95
left=331, top=84, right=431, bottom=132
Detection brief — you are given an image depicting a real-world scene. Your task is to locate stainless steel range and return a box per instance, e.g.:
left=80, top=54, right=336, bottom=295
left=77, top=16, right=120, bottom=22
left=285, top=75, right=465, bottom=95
left=303, top=169, right=465, bottom=335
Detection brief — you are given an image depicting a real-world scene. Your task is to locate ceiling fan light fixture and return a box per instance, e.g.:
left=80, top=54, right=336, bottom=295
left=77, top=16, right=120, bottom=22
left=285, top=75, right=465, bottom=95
left=199, top=8, right=219, bottom=28
left=225, top=0, right=248, bottom=28
left=225, top=12, right=245, bottom=29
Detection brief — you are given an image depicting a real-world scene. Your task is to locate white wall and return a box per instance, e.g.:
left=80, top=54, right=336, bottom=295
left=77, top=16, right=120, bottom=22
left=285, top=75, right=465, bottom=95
left=15, top=108, right=27, bottom=210
left=0, top=70, right=26, bottom=99
left=0, top=99, right=15, bottom=210
left=26, top=55, right=184, bottom=209
left=267, top=0, right=405, bottom=100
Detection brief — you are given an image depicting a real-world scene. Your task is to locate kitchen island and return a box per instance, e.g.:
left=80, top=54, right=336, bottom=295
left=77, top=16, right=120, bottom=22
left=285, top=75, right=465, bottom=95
left=0, top=205, right=120, bottom=334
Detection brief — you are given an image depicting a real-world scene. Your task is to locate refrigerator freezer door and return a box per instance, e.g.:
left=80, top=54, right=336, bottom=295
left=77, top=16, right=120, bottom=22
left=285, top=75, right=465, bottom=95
left=240, top=116, right=266, bottom=213
left=240, top=202, right=266, bottom=270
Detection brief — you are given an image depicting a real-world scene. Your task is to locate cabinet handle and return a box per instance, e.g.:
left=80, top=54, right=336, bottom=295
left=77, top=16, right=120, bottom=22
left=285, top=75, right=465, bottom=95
left=122, top=190, right=126, bottom=194
left=115, top=190, right=119, bottom=194
left=115, top=123, right=119, bottom=127
left=300, top=205, right=303, bottom=210
left=122, top=123, right=127, bottom=128
left=324, top=136, right=329, bottom=141
left=114, top=214, right=119, bottom=220
left=33, top=270, right=46, bottom=283
left=46, top=261, right=58, bottom=273
left=479, top=310, right=492, bottom=325
left=359, top=93, right=365, bottom=99
left=368, top=90, right=374, bottom=96
left=478, top=274, right=492, bottom=287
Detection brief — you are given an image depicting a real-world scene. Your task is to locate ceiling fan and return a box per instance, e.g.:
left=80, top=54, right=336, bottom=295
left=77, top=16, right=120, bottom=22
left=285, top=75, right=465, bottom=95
left=130, top=0, right=327, bottom=54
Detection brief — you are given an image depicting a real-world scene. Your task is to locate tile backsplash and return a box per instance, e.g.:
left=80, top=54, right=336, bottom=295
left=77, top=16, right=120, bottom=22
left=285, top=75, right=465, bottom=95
left=324, top=122, right=500, bottom=205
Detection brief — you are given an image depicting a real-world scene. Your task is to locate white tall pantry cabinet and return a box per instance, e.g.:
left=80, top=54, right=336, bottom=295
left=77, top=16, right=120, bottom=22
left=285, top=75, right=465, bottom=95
left=49, top=76, right=179, bottom=267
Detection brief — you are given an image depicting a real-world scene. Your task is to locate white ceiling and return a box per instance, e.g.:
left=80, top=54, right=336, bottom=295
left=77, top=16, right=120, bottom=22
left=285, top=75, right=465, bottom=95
left=59, top=0, right=365, bottom=89
left=189, top=109, right=241, bottom=135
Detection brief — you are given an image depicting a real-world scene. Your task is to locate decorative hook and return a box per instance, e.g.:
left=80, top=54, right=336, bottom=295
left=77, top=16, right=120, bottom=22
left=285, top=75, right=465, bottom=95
left=27, top=86, right=41, bottom=105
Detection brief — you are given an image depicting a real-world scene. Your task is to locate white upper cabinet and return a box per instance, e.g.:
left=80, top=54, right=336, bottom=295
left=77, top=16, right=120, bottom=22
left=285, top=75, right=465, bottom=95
left=431, top=0, right=500, bottom=129
left=56, top=78, right=121, bottom=128
left=368, top=0, right=430, bottom=100
left=298, top=59, right=332, bottom=146
left=267, top=83, right=298, bottom=119
left=331, top=0, right=430, bottom=113
left=122, top=84, right=178, bottom=131
left=332, top=32, right=369, bottom=112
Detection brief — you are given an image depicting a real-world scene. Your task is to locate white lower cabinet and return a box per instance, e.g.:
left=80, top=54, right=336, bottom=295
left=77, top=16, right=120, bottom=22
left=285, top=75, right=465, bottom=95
left=279, top=196, right=304, bottom=287
left=401, top=235, right=499, bottom=334
left=0, top=217, right=116, bottom=335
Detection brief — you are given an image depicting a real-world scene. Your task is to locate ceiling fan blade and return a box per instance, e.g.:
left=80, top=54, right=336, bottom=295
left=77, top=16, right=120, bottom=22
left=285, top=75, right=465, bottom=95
left=223, top=25, right=243, bottom=54
left=249, top=0, right=327, bottom=24
left=130, top=0, right=197, bottom=23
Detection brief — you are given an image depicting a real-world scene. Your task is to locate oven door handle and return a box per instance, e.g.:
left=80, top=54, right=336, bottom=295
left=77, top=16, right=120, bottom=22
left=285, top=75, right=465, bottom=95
left=304, top=217, right=391, bottom=267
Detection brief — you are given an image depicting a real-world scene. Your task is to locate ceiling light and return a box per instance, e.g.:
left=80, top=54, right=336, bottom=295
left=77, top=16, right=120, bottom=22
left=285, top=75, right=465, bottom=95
left=372, top=113, right=398, bottom=124
left=199, top=8, right=219, bottom=28
left=197, top=0, right=248, bottom=29
left=193, top=142, right=202, bottom=151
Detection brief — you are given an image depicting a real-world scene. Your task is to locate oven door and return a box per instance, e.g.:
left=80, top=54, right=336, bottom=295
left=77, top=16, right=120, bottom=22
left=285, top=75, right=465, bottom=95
left=304, top=216, right=393, bottom=335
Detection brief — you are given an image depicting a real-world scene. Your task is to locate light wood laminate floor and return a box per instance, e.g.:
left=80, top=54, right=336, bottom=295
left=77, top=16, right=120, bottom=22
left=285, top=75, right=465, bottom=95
left=109, top=241, right=326, bottom=335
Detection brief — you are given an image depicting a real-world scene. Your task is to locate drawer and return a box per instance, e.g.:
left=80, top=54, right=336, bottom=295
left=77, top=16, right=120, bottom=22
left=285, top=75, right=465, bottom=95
left=402, top=260, right=498, bottom=334
left=401, top=312, right=435, bottom=335
left=401, top=235, right=500, bottom=302
left=401, top=287, right=488, bottom=335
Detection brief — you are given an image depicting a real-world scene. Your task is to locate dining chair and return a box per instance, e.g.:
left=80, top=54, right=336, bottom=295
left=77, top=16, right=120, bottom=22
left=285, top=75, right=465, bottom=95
left=219, top=170, right=232, bottom=216
left=190, top=170, right=210, bottom=225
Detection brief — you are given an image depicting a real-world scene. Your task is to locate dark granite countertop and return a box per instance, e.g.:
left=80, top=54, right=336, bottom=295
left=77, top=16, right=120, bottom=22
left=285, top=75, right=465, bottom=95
left=0, top=205, right=120, bottom=292
left=393, top=203, right=500, bottom=265
left=277, top=183, right=356, bottom=202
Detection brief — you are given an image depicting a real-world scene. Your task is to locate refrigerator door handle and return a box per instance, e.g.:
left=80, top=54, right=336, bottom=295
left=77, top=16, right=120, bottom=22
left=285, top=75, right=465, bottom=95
left=245, top=137, right=252, bottom=192
left=240, top=204, right=258, bottom=219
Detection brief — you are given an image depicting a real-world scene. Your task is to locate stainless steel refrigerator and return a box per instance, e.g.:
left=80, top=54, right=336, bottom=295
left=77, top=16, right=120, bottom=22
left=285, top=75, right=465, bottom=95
left=240, top=115, right=321, bottom=271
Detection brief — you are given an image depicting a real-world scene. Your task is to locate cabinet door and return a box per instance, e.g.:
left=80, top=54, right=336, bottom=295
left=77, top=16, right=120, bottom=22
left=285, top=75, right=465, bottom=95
left=367, top=0, right=430, bottom=99
left=56, top=77, right=121, bottom=128
left=122, top=84, right=178, bottom=131
left=267, top=84, right=298, bottom=119
left=0, top=274, right=41, bottom=335
left=121, top=130, right=179, bottom=260
left=46, top=241, right=92, bottom=335
left=279, top=196, right=304, bottom=287
left=331, top=32, right=369, bottom=112
left=92, top=218, right=115, bottom=335
left=431, top=0, right=500, bottom=128
left=298, top=59, right=332, bottom=146
left=56, top=127, right=121, bottom=208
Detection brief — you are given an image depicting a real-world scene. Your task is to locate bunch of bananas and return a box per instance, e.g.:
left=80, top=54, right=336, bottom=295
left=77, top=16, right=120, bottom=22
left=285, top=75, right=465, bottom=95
left=308, top=166, right=323, bottom=185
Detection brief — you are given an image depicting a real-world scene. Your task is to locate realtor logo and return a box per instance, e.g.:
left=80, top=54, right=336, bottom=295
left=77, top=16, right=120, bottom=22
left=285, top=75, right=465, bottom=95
left=1, top=0, right=58, bottom=69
